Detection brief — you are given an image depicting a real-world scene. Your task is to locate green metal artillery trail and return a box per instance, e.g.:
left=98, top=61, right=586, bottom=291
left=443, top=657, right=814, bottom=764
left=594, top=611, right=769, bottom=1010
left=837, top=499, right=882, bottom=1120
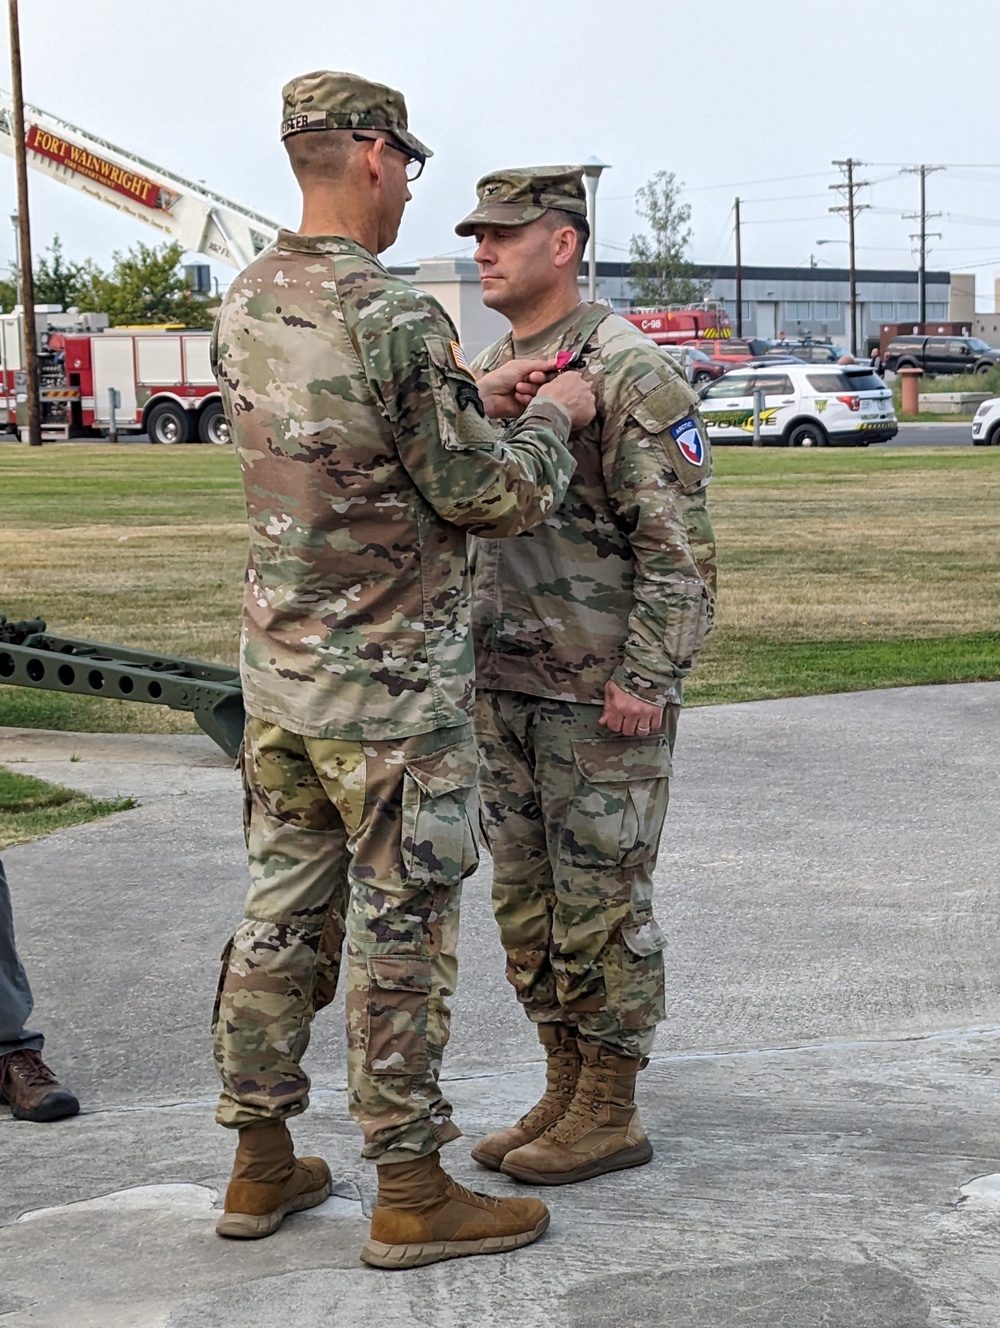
left=0, top=614, right=245, bottom=760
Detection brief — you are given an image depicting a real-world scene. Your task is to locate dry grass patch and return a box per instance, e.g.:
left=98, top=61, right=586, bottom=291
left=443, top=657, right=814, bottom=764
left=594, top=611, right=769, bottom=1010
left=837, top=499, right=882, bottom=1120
left=1, top=441, right=999, bottom=725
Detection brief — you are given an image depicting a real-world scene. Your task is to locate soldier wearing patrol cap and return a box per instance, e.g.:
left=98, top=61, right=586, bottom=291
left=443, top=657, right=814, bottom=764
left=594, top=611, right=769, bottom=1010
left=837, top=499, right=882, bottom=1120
left=210, top=77, right=596, bottom=1268
left=456, top=166, right=717, bottom=1186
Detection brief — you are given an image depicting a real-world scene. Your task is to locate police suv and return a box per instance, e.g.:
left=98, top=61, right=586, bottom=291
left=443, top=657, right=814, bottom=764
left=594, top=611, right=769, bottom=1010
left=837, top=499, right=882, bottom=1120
left=698, top=362, right=897, bottom=447
left=971, top=396, right=1000, bottom=445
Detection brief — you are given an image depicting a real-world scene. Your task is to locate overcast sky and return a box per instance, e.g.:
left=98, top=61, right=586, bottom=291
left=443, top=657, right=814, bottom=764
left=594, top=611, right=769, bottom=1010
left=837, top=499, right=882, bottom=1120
left=4, top=0, right=1000, bottom=306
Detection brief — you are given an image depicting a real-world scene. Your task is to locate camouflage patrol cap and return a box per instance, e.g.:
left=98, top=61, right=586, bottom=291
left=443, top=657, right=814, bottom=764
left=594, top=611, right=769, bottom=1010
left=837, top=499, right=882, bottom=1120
left=454, top=166, right=588, bottom=236
left=280, top=70, right=433, bottom=160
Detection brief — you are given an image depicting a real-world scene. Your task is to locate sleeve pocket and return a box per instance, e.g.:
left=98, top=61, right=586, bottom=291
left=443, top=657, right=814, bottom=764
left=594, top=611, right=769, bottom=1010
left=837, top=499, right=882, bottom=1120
left=629, top=384, right=712, bottom=490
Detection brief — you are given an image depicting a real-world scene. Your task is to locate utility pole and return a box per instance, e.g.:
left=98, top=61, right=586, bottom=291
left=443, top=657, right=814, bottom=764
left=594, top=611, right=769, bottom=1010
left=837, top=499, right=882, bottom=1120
left=902, top=164, right=943, bottom=326
left=829, top=158, right=871, bottom=356
left=7, top=0, right=40, bottom=446
left=734, top=196, right=743, bottom=337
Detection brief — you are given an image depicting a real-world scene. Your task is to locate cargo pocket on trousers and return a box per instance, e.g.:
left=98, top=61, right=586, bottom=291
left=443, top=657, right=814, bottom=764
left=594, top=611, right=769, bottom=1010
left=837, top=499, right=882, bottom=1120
left=605, top=916, right=667, bottom=1029
left=211, top=936, right=235, bottom=1035
left=562, top=737, right=673, bottom=869
left=364, top=954, right=432, bottom=1077
left=400, top=740, right=480, bottom=885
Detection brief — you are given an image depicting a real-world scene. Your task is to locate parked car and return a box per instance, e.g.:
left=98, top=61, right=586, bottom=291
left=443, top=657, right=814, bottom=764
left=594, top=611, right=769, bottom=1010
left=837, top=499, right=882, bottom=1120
left=884, top=335, right=1000, bottom=376
left=680, top=338, right=768, bottom=371
left=660, top=344, right=727, bottom=385
left=697, top=363, right=897, bottom=447
left=971, top=397, right=1000, bottom=445
left=762, top=339, right=848, bottom=364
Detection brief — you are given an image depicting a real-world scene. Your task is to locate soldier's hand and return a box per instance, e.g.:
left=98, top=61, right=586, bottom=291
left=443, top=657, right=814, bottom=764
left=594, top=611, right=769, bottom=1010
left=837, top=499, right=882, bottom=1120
left=599, top=679, right=664, bottom=737
left=477, top=358, right=559, bottom=419
left=536, top=371, right=597, bottom=429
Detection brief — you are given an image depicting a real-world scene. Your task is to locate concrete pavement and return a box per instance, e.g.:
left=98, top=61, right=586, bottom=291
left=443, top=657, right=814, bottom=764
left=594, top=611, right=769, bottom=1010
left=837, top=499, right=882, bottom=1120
left=1, top=683, right=999, bottom=1326
left=876, top=422, right=974, bottom=447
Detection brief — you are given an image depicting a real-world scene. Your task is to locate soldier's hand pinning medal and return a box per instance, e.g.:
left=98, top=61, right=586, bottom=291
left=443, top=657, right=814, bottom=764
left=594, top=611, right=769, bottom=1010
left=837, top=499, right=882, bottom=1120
left=477, top=357, right=560, bottom=418
left=535, top=372, right=596, bottom=429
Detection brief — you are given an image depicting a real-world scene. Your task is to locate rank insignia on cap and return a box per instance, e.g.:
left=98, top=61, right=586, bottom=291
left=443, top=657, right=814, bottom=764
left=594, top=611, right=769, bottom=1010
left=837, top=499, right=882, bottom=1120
left=450, top=341, right=471, bottom=373
left=669, top=416, right=706, bottom=465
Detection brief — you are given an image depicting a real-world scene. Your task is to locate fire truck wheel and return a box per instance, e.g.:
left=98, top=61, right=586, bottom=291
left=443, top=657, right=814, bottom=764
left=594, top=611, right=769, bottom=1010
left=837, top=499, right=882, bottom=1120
left=146, top=401, right=195, bottom=445
left=198, top=402, right=231, bottom=445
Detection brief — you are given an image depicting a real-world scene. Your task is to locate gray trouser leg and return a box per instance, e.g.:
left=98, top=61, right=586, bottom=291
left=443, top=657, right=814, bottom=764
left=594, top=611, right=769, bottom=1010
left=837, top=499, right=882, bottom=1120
left=0, top=859, right=44, bottom=1055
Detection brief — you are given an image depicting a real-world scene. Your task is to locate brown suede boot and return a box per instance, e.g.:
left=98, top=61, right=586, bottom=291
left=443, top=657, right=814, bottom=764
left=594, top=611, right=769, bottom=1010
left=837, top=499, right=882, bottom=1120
left=0, top=1050, right=79, bottom=1123
left=471, top=1022, right=581, bottom=1171
left=215, top=1120, right=331, bottom=1238
left=361, top=1150, right=550, bottom=1269
left=500, top=1038, right=652, bottom=1185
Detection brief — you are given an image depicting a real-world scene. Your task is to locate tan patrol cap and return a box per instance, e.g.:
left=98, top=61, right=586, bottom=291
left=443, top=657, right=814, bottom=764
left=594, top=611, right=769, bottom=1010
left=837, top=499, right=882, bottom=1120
left=454, top=166, right=588, bottom=236
left=280, top=70, right=433, bottom=160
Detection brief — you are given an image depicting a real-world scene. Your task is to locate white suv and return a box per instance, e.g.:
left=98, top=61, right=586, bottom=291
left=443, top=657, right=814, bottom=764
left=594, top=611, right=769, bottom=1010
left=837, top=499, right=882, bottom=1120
left=971, top=397, right=1000, bottom=445
left=698, top=362, right=897, bottom=447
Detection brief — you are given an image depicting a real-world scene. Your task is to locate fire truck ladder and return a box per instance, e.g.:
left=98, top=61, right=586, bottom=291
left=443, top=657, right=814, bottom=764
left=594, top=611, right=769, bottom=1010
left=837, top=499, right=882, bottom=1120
left=0, top=97, right=279, bottom=269
left=0, top=615, right=245, bottom=761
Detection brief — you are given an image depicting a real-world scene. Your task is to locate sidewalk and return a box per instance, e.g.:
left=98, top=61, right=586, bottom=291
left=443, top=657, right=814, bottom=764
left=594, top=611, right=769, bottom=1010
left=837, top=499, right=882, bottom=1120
left=2, top=683, right=999, bottom=1326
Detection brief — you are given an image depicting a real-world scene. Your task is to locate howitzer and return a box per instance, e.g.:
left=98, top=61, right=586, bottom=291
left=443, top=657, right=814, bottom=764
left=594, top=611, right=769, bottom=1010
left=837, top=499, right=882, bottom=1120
left=0, top=614, right=245, bottom=760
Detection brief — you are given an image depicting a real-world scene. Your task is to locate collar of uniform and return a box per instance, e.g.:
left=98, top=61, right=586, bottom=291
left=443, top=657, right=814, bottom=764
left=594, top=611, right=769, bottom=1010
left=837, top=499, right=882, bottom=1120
left=276, top=229, right=380, bottom=262
left=512, top=301, right=598, bottom=360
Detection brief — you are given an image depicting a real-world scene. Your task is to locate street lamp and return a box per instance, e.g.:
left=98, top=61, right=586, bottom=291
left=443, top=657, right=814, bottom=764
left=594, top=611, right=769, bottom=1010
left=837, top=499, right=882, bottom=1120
left=581, top=157, right=610, bottom=304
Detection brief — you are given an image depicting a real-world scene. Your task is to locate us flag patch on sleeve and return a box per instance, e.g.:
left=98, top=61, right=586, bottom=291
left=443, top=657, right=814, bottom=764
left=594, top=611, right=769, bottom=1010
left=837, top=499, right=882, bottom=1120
left=450, top=341, right=471, bottom=373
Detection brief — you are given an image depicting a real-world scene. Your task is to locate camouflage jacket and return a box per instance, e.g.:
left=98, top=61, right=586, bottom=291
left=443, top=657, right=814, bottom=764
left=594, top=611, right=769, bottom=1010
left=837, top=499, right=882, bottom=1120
left=212, top=231, right=575, bottom=741
left=471, top=303, right=717, bottom=707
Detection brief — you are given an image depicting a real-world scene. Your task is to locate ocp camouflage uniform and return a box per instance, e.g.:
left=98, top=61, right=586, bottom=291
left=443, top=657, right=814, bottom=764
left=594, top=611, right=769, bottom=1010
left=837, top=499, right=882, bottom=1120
left=211, top=223, right=574, bottom=1163
left=461, top=184, right=717, bottom=1058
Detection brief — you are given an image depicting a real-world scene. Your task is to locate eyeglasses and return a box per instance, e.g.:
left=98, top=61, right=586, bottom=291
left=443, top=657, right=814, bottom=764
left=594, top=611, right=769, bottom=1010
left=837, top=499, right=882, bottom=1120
left=352, top=132, right=425, bottom=182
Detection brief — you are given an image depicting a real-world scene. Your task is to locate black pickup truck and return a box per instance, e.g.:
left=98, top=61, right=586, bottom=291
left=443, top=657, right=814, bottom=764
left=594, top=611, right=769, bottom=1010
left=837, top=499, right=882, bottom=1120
left=884, top=334, right=1000, bottom=376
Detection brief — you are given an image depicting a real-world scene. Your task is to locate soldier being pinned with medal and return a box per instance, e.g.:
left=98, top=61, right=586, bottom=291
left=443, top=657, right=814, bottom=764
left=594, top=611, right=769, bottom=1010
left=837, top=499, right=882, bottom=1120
left=210, top=80, right=595, bottom=1269
left=454, top=166, right=717, bottom=1186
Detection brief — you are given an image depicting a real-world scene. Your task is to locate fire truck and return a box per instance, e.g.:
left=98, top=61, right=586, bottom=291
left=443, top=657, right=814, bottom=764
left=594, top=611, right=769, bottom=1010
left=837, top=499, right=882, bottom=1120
left=622, top=303, right=732, bottom=346
left=0, top=306, right=226, bottom=443
left=0, top=99, right=279, bottom=270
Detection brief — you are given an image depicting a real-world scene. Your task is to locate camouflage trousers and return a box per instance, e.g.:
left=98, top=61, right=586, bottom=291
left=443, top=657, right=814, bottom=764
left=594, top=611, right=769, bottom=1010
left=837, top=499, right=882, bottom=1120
left=213, top=717, right=480, bottom=1164
left=475, top=691, right=678, bottom=1059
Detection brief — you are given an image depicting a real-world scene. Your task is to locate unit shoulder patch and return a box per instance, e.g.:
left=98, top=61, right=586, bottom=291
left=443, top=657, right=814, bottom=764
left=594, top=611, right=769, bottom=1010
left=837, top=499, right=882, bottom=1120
left=669, top=416, right=706, bottom=466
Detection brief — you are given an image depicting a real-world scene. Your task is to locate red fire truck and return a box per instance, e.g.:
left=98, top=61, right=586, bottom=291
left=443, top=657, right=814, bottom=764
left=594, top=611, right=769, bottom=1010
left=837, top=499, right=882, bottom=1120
left=0, top=307, right=228, bottom=444
left=622, top=302, right=732, bottom=346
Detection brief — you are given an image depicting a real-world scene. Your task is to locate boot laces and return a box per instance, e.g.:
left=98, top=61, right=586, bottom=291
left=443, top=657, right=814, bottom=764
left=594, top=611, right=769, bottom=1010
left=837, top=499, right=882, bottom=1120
left=547, top=1066, right=616, bottom=1143
left=5, top=1050, right=57, bottom=1090
left=514, top=1049, right=579, bottom=1132
left=444, top=1175, right=507, bottom=1212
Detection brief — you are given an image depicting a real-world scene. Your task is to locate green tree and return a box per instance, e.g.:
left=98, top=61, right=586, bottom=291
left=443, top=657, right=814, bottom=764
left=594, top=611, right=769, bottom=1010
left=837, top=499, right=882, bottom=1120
left=0, top=265, right=17, bottom=313
left=77, top=240, right=214, bottom=328
left=34, top=235, right=89, bottom=309
left=629, top=171, right=712, bottom=307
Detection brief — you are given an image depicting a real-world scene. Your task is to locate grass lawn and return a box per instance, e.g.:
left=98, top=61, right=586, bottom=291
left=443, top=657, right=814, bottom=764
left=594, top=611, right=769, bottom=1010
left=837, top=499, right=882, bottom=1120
left=0, top=766, right=135, bottom=849
left=1, top=441, right=999, bottom=732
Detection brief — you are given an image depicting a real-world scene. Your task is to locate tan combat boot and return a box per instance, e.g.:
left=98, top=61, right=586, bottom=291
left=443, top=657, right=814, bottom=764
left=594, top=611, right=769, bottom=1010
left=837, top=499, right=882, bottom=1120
left=500, top=1038, right=652, bottom=1185
left=215, top=1120, right=331, bottom=1238
left=360, top=1150, right=550, bottom=1269
left=470, top=1022, right=581, bottom=1171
